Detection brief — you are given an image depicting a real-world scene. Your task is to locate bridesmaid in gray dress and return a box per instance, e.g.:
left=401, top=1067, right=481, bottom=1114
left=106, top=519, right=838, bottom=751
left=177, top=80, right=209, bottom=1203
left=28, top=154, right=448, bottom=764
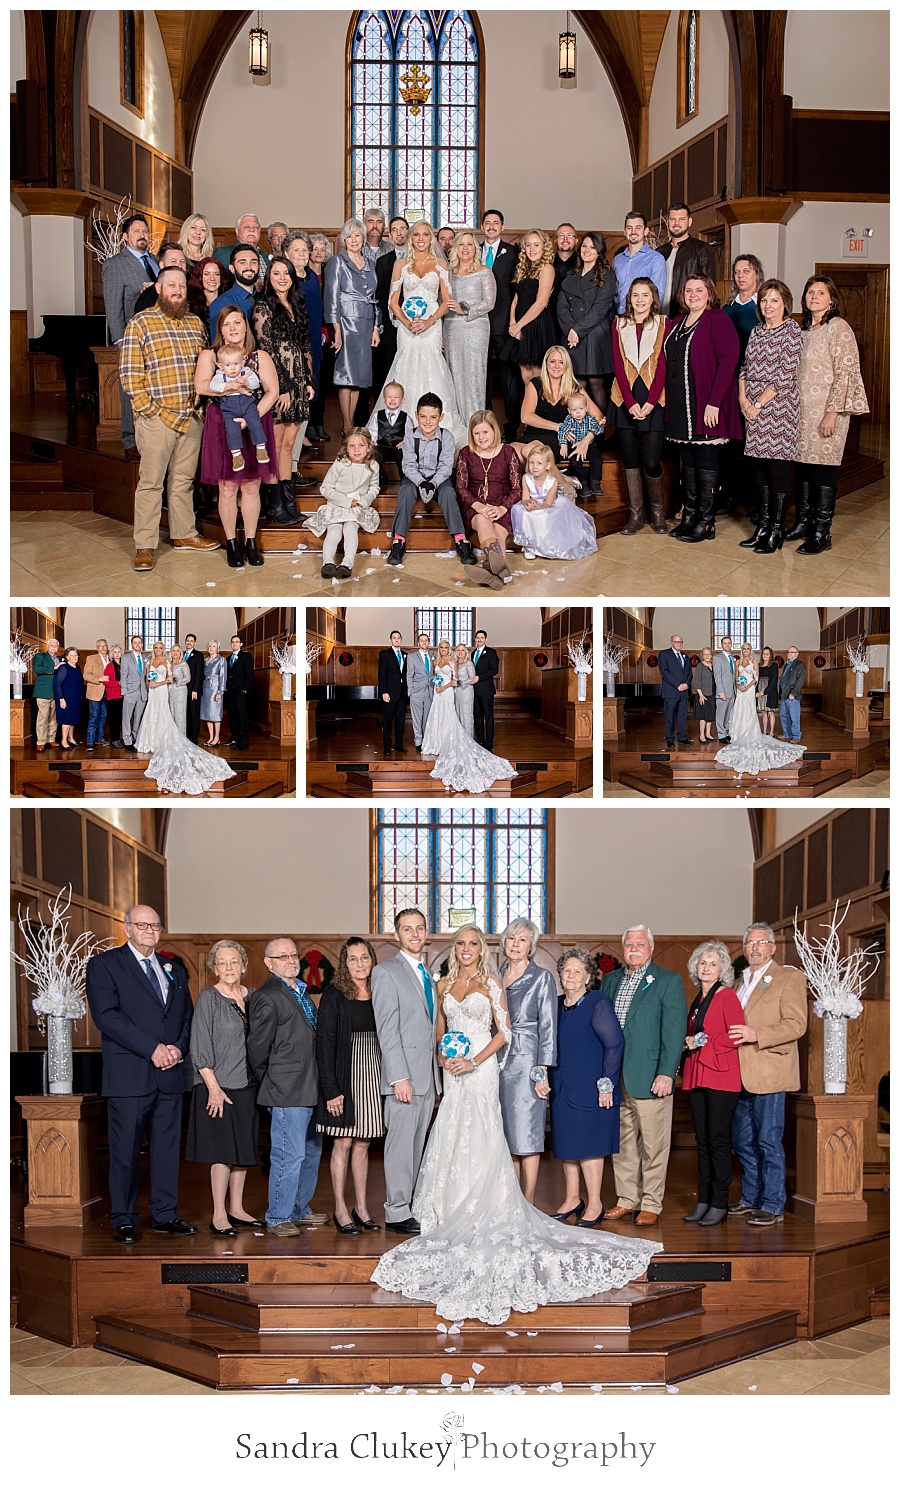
left=453, top=643, right=477, bottom=736
left=201, top=639, right=228, bottom=746
left=323, top=219, right=382, bottom=434
left=168, top=645, right=191, bottom=734
left=498, top=917, right=558, bottom=1205
left=444, top=230, right=497, bottom=425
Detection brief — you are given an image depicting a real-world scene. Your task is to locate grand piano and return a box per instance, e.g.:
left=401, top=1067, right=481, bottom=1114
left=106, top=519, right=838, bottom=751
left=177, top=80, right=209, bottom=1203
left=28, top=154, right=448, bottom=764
left=27, top=313, right=107, bottom=405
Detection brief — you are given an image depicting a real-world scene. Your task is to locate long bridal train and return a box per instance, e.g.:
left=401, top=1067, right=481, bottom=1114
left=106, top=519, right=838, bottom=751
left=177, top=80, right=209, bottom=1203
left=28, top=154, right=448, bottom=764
left=135, top=663, right=236, bottom=796
left=716, top=663, right=806, bottom=775
left=420, top=665, right=517, bottom=794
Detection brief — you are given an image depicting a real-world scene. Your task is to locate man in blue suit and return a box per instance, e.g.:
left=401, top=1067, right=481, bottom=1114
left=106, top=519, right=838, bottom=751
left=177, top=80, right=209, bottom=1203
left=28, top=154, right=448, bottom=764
left=85, top=905, right=196, bottom=1244
left=657, top=633, right=693, bottom=747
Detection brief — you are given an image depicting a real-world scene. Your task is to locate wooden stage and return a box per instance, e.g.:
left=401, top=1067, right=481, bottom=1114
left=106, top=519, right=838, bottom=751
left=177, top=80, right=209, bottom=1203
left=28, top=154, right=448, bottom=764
left=604, top=711, right=888, bottom=799
left=11, top=736, right=296, bottom=798
left=10, top=1152, right=888, bottom=1390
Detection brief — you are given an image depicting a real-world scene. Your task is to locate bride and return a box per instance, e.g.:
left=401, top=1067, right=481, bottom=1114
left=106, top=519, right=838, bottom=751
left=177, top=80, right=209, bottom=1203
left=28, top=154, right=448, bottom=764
left=421, top=640, right=517, bottom=794
left=372, top=925, right=662, bottom=1325
left=371, top=221, right=467, bottom=444
left=136, top=642, right=237, bottom=796
left=716, top=643, right=806, bottom=774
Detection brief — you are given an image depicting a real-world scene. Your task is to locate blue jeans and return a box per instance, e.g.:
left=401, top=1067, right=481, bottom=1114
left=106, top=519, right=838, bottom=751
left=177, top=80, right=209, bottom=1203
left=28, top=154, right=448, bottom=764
left=87, top=698, right=107, bottom=745
left=731, top=1091, right=787, bottom=1215
left=265, top=1105, right=322, bottom=1226
left=779, top=697, right=801, bottom=740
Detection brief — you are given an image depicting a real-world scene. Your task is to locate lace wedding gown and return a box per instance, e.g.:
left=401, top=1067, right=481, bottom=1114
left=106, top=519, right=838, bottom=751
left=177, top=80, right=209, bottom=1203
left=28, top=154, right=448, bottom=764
left=136, top=663, right=237, bottom=796
left=371, top=982, right=662, bottom=1324
left=716, top=663, right=806, bottom=774
left=421, top=666, right=516, bottom=794
left=372, top=266, right=467, bottom=443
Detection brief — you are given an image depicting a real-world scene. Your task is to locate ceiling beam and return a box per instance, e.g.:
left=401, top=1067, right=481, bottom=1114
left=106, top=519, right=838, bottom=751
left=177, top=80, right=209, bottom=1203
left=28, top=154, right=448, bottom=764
left=183, top=10, right=252, bottom=168
left=574, top=11, right=642, bottom=173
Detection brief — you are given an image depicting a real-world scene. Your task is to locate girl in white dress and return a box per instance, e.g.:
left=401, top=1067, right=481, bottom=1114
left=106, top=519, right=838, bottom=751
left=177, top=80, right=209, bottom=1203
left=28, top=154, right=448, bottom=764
left=372, top=925, right=662, bottom=1325
left=421, top=640, right=516, bottom=795
left=371, top=222, right=467, bottom=444
left=716, top=643, right=806, bottom=775
left=511, top=445, right=598, bottom=561
left=303, top=428, right=380, bottom=579
left=136, top=642, right=236, bottom=796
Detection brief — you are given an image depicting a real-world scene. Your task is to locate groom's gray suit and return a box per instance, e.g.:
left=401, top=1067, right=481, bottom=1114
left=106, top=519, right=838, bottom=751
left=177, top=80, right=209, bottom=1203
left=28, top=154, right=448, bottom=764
left=372, top=950, right=441, bottom=1223
left=712, top=647, right=737, bottom=738
left=406, top=649, right=434, bottom=746
left=120, top=649, right=149, bottom=744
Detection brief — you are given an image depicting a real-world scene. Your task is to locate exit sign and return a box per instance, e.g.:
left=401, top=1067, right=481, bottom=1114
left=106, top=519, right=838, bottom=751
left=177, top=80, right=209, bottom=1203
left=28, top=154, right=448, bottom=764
left=842, top=234, right=869, bottom=259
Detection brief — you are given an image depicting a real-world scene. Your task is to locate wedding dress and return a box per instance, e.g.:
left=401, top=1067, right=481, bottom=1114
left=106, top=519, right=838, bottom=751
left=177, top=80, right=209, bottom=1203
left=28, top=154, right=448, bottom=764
left=421, top=665, right=516, bottom=794
left=716, top=662, right=806, bottom=774
left=371, top=982, right=662, bottom=1325
left=371, top=266, right=467, bottom=443
left=136, top=662, right=237, bottom=796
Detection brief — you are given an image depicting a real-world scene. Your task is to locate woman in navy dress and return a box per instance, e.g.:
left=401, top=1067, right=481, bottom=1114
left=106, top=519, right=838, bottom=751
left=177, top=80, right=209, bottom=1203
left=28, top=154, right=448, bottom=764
left=54, top=647, right=83, bottom=750
left=549, top=948, right=624, bottom=1227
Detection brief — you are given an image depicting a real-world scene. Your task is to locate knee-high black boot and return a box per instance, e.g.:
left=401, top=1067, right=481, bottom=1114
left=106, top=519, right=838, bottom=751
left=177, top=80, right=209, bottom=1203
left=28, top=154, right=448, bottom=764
left=784, top=478, right=812, bottom=542
left=797, top=486, right=836, bottom=554
left=677, top=468, right=716, bottom=542
left=669, top=466, right=698, bottom=538
left=740, top=485, right=770, bottom=548
left=755, top=491, right=787, bottom=552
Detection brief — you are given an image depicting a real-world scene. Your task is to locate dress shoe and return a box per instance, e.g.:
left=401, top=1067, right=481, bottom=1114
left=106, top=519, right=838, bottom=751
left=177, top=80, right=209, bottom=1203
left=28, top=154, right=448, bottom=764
left=352, top=1208, right=381, bottom=1231
left=114, top=1224, right=137, bottom=1244
left=111, top=739, right=124, bottom=748
left=133, top=548, right=155, bottom=572
left=226, top=538, right=245, bottom=570
left=385, top=1217, right=421, bottom=1234
left=173, top=536, right=221, bottom=551
left=577, top=1209, right=605, bottom=1227
left=677, top=738, right=694, bottom=746
left=415, top=744, right=422, bottom=753
left=209, top=1220, right=238, bottom=1237
left=603, top=1205, right=636, bottom=1222
left=227, top=1214, right=263, bottom=1228
left=747, top=1209, right=784, bottom=1226
left=332, top=1215, right=361, bottom=1235
left=728, top=1200, right=755, bottom=1215
left=550, top=1199, right=585, bottom=1222
left=334, top=565, right=353, bottom=578
left=698, top=1206, right=728, bottom=1226
left=36, top=744, right=45, bottom=752
left=634, top=1210, right=660, bottom=1227
left=124, top=446, right=141, bottom=462
left=124, top=743, right=136, bottom=751
left=268, top=1220, right=301, bottom=1236
left=455, top=539, right=477, bottom=566
left=244, top=537, right=264, bottom=566
left=719, top=736, right=731, bottom=745
left=296, top=1211, right=329, bottom=1226
left=222, top=739, right=237, bottom=747
left=321, top=563, right=337, bottom=579
left=394, top=745, right=408, bottom=753
left=665, top=740, right=675, bottom=749
left=382, top=750, right=392, bottom=759
left=293, top=475, right=317, bottom=491
left=682, top=1203, right=710, bottom=1223
left=152, top=1217, right=198, bottom=1235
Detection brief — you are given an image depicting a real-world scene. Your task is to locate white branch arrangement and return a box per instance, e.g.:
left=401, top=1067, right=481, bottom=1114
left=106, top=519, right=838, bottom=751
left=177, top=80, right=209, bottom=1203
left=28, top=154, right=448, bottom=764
left=10, top=887, right=111, bottom=1028
left=271, top=640, right=296, bottom=675
left=85, top=195, right=133, bottom=263
left=566, top=636, right=593, bottom=674
left=305, top=641, right=322, bottom=677
left=846, top=636, right=871, bottom=698
left=10, top=628, right=38, bottom=676
left=793, top=899, right=878, bottom=1021
left=601, top=633, right=629, bottom=676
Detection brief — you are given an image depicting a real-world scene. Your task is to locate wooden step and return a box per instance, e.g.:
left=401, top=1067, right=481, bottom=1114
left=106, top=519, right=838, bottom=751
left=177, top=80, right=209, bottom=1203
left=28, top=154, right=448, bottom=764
left=187, top=1281, right=705, bottom=1334
left=11, top=480, right=93, bottom=510
left=617, top=764, right=853, bottom=798
left=93, top=1303, right=798, bottom=1389
left=11, top=459, right=63, bottom=483
left=869, top=1284, right=889, bottom=1317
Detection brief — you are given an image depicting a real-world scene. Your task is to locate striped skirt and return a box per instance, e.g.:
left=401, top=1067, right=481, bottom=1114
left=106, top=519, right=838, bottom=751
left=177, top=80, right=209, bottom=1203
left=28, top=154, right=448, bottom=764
left=318, top=1030, right=385, bottom=1139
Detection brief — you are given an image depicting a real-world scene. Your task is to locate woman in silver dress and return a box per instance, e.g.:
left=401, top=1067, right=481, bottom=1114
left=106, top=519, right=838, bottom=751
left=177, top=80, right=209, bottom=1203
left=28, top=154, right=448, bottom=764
left=323, top=219, right=382, bottom=435
left=201, top=639, right=227, bottom=746
left=444, top=229, right=497, bottom=426
left=168, top=644, right=191, bottom=734
left=498, top=918, right=558, bottom=1205
left=453, top=643, right=477, bottom=736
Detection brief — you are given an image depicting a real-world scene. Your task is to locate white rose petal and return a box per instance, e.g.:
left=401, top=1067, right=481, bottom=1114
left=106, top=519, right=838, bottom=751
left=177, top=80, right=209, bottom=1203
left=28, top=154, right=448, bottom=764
left=590, top=1384, right=604, bottom=1393
left=448, top=1324, right=462, bottom=1334
left=471, top=1363, right=484, bottom=1374
left=440, top=1373, right=453, bottom=1385
left=444, top=1347, right=456, bottom=1353
left=286, top=1377, right=299, bottom=1384
left=526, top=1330, right=538, bottom=1337
left=506, top=1330, right=518, bottom=1337
left=666, top=1385, right=679, bottom=1394
left=549, top=1382, right=563, bottom=1392
left=386, top=1384, right=403, bottom=1394
left=205, top=582, right=216, bottom=588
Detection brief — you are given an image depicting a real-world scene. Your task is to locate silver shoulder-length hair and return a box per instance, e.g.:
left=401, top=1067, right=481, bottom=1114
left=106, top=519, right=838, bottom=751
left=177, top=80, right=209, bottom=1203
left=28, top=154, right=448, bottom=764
left=338, top=219, right=366, bottom=249
left=500, top=917, right=540, bottom=957
left=207, top=937, right=249, bottom=974
left=686, top=939, right=734, bottom=988
left=310, top=233, right=333, bottom=260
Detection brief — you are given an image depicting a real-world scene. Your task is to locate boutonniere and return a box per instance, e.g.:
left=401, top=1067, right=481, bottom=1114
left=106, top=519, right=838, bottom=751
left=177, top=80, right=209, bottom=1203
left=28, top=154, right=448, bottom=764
left=644, top=974, right=655, bottom=986
left=162, top=963, right=175, bottom=981
left=762, top=974, right=773, bottom=987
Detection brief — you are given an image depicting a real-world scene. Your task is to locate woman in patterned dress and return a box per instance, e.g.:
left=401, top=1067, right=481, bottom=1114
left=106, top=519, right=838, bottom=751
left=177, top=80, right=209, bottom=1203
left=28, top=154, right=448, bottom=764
left=791, top=276, right=870, bottom=555
left=737, top=279, right=802, bottom=553
left=315, top=938, right=385, bottom=1235
left=252, top=256, right=316, bottom=515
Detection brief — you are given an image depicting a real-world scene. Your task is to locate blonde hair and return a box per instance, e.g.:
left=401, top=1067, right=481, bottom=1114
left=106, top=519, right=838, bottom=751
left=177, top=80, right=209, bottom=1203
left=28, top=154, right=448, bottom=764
left=408, top=221, right=438, bottom=258
left=171, top=645, right=183, bottom=661
left=151, top=641, right=167, bottom=657
left=178, top=213, right=214, bottom=260
left=448, top=229, right=482, bottom=273
left=446, top=923, right=494, bottom=991
left=436, top=640, right=453, bottom=660
left=383, top=380, right=405, bottom=399
left=539, top=346, right=582, bottom=404
left=526, top=443, right=554, bottom=477
left=514, top=229, right=555, bottom=283
left=455, top=643, right=471, bottom=661
left=467, top=409, right=502, bottom=451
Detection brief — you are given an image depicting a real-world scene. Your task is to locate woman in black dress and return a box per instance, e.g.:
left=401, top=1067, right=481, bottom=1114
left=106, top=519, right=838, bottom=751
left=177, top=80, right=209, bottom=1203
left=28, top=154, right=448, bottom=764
left=187, top=939, right=261, bottom=1236
left=316, top=937, right=386, bottom=1235
left=694, top=646, right=716, bottom=742
left=515, top=346, right=603, bottom=493
left=252, top=256, right=316, bottom=512
left=508, top=230, right=557, bottom=388
left=757, top=645, right=779, bottom=736
left=556, top=232, right=618, bottom=415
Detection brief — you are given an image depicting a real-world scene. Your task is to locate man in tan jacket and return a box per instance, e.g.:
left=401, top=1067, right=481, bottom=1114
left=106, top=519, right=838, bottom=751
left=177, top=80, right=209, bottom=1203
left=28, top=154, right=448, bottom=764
left=82, top=638, right=110, bottom=751
left=728, top=921, right=808, bottom=1227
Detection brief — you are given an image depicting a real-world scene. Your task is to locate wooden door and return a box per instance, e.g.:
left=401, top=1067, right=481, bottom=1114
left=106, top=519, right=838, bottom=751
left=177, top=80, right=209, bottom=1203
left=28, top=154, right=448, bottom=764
left=815, top=263, right=889, bottom=426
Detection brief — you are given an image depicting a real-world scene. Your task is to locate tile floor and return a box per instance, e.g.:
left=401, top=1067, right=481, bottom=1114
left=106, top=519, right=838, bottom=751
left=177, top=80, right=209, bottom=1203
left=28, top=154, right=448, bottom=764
left=603, top=769, right=890, bottom=800
left=10, top=1317, right=888, bottom=1395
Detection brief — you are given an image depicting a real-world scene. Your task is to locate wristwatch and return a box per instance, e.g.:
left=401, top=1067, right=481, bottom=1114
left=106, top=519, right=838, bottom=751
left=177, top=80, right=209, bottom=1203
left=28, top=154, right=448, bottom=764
left=753, top=400, right=762, bottom=409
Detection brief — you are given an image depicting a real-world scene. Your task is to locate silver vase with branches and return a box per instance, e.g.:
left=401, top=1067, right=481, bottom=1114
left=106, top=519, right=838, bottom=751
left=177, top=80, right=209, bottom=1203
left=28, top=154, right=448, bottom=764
left=602, top=634, right=629, bottom=700
left=846, top=637, right=870, bottom=699
left=566, top=635, right=593, bottom=702
left=10, top=629, right=38, bottom=702
left=272, top=640, right=296, bottom=700
left=793, top=900, right=878, bottom=1094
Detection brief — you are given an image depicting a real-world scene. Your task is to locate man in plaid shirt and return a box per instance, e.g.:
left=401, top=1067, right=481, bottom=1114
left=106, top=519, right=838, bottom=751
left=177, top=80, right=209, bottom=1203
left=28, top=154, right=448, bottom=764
left=119, top=266, right=220, bottom=572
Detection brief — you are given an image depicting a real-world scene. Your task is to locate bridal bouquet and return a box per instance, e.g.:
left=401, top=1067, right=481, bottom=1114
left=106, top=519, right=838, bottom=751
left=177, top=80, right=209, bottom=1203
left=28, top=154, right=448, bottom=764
left=440, top=1031, right=471, bottom=1060
left=148, top=666, right=162, bottom=683
left=403, top=294, right=429, bottom=321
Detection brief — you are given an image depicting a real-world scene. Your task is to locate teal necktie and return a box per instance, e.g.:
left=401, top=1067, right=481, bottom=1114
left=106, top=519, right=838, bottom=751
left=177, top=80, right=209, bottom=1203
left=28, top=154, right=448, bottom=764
left=137, top=655, right=143, bottom=677
left=728, top=654, right=734, bottom=675
left=418, top=963, right=434, bottom=1020
left=424, top=654, right=430, bottom=675
left=485, top=244, right=495, bottom=268
left=395, top=648, right=403, bottom=669
left=474, top=648, right=482, bottom=666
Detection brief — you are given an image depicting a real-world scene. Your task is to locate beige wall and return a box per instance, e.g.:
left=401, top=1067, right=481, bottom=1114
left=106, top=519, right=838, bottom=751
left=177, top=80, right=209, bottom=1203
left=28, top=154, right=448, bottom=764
left=342, top=607, right=541, bottom=647
left=177, top=608, right=240, bottom=649
left=86, top=9, right=175, bottom=157
left=10, top=10, right=25, bottom=86
left=85, top=807, right=146, bottom=841
left=648, top=9, right=730, bottom=164
left=772, top=808, right=833, bottom=849
left=651, top=608, right=822, bottom=653
left=784, top=11, right=889, bottom=110
left=781, top=200, right=889, bottom=297
left=10, top=206, right=26, bottom=310
left=61, top=607, right=240, bottom=651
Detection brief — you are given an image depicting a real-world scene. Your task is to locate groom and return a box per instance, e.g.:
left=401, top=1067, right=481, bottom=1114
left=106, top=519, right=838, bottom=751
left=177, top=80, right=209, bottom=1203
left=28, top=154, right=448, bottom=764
left=371, top=907, right=441, bottom=1233
left=472, top=629, right=500, bottom=751
left=406, top=632, right=434, bottom=753
left=712, top=636, right=736, bottom=744
left=120, top=635, right=148, bottom=751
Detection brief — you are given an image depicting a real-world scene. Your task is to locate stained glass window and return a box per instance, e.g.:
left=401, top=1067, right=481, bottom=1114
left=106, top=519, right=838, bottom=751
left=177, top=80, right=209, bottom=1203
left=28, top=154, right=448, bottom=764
left=414, top=606, right=475, bottom=648
left=376, top=808, right=548, bottom=933
left=349, top=11, right=480, bottom=230
left=678, top=10, right=699, bottom=125
left=126, top=607, right=177, bottom=650
left=712, top=607, right=762, bottom=652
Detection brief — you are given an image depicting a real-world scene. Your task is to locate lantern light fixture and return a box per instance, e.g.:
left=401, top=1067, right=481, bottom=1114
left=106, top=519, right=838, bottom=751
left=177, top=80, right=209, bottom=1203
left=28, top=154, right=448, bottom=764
left=559, top=12, right=576, bottom=79
left=249, top=12, right=269, bottom=77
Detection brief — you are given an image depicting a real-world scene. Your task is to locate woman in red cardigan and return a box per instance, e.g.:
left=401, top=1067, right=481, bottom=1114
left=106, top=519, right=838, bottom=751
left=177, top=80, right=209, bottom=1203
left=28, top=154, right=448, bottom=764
left=681, top=939, right=745, bottom=1226
left=664, top=275, right=742, bottom=544
left=610, top=276, right=668, bottom=535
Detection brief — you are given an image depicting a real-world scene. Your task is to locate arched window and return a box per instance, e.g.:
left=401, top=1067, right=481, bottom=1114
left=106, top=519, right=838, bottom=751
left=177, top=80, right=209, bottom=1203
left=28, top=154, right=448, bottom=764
left=677, top=10, right=699, bottom=127
left=349, top=10, right=481, bottom=229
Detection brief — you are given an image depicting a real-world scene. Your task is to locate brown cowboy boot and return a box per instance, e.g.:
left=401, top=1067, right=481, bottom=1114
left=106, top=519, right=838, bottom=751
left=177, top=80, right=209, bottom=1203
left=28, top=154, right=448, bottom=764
left=621, top=468, right=645, bottom=534
left=645, top=472, right=668, bottom=533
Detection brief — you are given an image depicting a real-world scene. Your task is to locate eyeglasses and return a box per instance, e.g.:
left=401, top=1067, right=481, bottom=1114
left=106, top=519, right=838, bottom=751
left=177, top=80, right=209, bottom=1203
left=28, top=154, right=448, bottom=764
left=130, top=922, right=162, bottom=932
left=268, top=952, right=300, bottom=962
left=745, top=938, right=774, bottom=948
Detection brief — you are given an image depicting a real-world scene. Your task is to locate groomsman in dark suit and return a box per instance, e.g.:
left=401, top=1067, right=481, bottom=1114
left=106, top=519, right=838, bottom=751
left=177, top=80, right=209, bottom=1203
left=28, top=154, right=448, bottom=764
left=481, top=209, right=520, bottom=440
left=472, top=628, right=500, bottom=751
left=378, top=630, right=408, bottom=758
left=101, top=213, right=159, bottom=458
left=85, top=906, right=195, bottom=1243
left=182, top=632, right=204, bottom=745
left=224, top=635, right=254, bottom=750
left=372, top=216, right=409, bottom=400
left=657, top=633, right=693, bottom=747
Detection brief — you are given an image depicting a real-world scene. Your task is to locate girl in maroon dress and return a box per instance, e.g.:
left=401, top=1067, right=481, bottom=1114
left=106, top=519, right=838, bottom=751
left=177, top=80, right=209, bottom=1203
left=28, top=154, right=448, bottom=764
left=455, top=410, right=522, bottom=585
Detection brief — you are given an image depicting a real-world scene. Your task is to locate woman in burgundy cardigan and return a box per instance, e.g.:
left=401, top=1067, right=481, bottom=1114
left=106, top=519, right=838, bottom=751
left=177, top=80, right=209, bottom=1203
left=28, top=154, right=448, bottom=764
left=664, top=275, right=742, bottom=544
left=455, top=409, right=522, bottom=584
left=681, top=940, right=745, bottom=1226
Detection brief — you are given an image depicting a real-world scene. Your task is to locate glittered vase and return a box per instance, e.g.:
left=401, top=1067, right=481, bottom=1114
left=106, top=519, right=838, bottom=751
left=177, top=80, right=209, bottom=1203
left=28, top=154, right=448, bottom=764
left=605, top=671, right=616, bottom=699
left=12, top=670, right=23, bottom=700
left=47, top=1015, right=74, bottom=1095
left=855, top=671, right=865, bottom=698
left=823, top=1013, right=847, bottom=1094
left=282, top=671, right=292, bottom=701
left=577, top=672, right=588, bottom=702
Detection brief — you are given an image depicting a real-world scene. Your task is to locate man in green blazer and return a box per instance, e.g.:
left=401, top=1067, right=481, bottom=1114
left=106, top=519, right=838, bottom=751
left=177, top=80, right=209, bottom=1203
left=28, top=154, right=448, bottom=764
left=31, top=637, right=61, bottom=749
left=600, top=925, right=687, bottom=1225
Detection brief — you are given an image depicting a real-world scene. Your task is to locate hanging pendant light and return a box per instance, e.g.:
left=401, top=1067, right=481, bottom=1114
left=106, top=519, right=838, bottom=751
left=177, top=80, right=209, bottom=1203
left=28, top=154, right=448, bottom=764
left=559, top=12, right=576, bottom=79
left=248, top=12, right=269, bottom=77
